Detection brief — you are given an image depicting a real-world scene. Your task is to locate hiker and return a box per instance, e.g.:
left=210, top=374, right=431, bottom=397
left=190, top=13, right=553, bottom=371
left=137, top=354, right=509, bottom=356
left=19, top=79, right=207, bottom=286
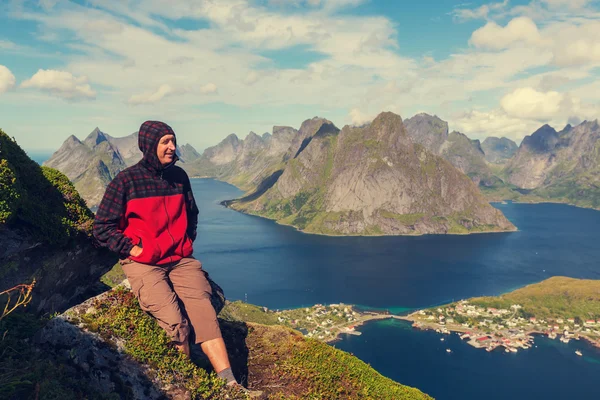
left=92, top=121, right=239, bottom=387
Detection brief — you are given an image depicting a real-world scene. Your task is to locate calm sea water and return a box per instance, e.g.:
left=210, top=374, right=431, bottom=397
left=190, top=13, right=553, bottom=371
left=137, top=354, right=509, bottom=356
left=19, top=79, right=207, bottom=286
left=192, top=178, right=600, bottom=399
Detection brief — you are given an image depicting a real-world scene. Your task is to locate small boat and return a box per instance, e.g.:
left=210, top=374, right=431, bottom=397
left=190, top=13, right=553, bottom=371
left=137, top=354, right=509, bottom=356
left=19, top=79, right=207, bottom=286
left=446, top=349, right=452, bottom=353
left=505, top=348, right=510, bottom=353
left=440, top=338, right=445, bottom=342
left=576, top=350, right=583, bottom=356
left=510, top=347, right=518, bottom=353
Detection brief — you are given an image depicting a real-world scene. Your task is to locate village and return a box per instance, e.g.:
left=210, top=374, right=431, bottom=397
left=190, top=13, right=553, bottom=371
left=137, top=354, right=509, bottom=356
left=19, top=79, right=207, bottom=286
left=403, top=300, right=600, bottom=355
left=272, top=303, right=400, bottom=342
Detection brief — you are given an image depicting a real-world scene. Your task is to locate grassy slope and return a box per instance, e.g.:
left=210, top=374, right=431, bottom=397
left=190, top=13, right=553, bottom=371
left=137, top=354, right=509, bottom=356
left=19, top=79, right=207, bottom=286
left=468, top=277, right=600, bottom=321
left=95, top=268, right=432, bottom=398
left=77, top=288, right=432, bottom=399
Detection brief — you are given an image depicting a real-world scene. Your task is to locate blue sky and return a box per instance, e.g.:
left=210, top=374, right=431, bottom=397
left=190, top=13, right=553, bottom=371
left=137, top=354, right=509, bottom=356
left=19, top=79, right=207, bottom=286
left=1, top=0, right=600, bottom=153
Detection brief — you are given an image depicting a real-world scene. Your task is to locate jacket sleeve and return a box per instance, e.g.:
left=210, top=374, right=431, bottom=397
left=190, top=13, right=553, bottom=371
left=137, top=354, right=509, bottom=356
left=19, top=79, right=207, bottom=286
left=184, top=174, right=199, bottom=241
left=93, top=174, right=134, bottom=258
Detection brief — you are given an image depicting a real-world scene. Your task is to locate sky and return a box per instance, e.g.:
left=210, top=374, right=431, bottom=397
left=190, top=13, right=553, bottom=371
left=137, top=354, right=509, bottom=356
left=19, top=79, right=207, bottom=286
left=1, top=0, right=600, bottom=154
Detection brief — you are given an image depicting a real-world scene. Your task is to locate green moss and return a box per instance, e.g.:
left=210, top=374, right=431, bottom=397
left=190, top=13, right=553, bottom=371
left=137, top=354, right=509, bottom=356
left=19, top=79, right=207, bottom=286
left=246, top=324, right=432, bottom=399
left=80, top=287, right=229, bottom=399
left=380, top=211, right=425, bottom=225
left=220, top=301, right=281, bottom=326
left=100, top=263, right=126, bottom=288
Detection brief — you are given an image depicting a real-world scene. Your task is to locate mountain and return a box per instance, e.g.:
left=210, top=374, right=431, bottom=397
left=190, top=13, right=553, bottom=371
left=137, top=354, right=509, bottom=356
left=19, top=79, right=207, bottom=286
left=481, top=137, right=518, bottom=164
left=504, top=120, right=600, bottom=208
left=184, top=121, right=339, bottom=192
left=44, top=128, right=200, bottom=209
left=403, top=113, right=512, bottom=198
left=227, top=112, right=515, bottom=235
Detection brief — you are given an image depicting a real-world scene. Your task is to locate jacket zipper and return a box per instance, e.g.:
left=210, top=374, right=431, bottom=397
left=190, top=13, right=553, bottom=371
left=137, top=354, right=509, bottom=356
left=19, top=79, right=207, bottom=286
left=162, top=176, right=176, bottom=263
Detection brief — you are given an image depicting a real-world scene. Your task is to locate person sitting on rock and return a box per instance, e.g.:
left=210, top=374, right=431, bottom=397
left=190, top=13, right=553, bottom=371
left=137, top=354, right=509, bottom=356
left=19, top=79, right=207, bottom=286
left=92, top=120, right=239, bottom=387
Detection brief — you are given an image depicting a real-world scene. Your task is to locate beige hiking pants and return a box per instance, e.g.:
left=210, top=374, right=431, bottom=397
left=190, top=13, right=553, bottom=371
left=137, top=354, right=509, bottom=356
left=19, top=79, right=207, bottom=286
left=120, top=257, right=222, bottom=344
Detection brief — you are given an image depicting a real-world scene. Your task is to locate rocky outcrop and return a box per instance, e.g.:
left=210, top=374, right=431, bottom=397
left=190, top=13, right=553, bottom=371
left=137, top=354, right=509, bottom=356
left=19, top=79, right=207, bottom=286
left=481, top=137, right=518, bottom=164
left=44, top=128, right=200, bottom=209
left=34, top=283, right=430, bottom=400
left=0, top=226, right=115, bottom=314
left=1, top=130, right=116, bottom=314
left=229, top=112, right=515, bottom=235
left=35, top=278, right=227, bottom=399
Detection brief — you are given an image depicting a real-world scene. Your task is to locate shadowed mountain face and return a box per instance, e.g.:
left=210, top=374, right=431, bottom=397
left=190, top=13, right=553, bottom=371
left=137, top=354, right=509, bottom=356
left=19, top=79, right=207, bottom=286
left=481, top=137, right=518, bottom=164
left=504, top=120, right=600, bottom=208
left=228, top=112, right=515, bottom=236
left=44, top=128, right=200, bottom=210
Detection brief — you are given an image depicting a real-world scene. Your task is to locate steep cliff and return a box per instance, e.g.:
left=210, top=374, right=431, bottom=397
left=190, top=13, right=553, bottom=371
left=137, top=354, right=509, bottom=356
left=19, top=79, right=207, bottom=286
left=0, top=129, right=116, bottom=314
left=228, top=112, right=515, bottom=235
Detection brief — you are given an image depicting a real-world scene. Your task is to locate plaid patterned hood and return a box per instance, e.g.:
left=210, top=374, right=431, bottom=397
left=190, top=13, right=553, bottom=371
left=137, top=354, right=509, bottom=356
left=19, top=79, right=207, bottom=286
left=138, top=120, right=179, bottom=171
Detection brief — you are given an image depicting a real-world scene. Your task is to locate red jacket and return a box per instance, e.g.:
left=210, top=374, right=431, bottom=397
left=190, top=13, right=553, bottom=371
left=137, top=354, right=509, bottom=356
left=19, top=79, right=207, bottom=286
left=93, top=121, right=199, bottom=265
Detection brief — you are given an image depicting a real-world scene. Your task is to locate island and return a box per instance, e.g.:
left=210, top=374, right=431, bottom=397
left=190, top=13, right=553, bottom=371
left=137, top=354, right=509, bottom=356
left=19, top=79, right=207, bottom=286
left=401, top=276, right=600, bottom=354
left=222, top=277, right=600, bottom=357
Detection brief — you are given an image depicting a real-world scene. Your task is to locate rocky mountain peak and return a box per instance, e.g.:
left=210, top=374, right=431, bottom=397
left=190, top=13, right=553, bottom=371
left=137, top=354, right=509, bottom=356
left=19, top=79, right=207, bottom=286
left=481, top=136, right=518, bottom=164
left=83, top=127, right=108, bottom=148
left=521, top=124, right=559, bottom=153
left=403, top=112, right=449, bottom=154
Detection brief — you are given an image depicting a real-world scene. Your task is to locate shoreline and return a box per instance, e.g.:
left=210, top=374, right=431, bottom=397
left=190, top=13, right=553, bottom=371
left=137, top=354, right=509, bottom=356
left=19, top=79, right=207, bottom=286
left=401, top=311, right=600, bottom=352
left=222, top=201, right=517, bottom=238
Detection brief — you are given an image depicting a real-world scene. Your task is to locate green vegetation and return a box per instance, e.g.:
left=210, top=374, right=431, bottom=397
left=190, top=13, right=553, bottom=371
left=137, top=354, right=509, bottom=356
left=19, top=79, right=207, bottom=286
left=0, top=129, right=93, bottom=246
left=239, top=320, right=433, bottom=399
left=77, top=287, right=232, bottom=399
left=380, top=211, right=425, bottom=225
left=100, top=262, right=126, bottom=288
left=469, top=277, right=600, bottom=321
left=221, top=301, right=281, bottom=326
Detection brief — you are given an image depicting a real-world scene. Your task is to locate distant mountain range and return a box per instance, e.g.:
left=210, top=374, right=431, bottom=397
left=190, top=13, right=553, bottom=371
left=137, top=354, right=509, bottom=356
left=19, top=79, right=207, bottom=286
left=44, top=128, right=200, bottom=209
left=186, top=112, right=515, bottom=235
left=45, top=111, right=600, bottom=228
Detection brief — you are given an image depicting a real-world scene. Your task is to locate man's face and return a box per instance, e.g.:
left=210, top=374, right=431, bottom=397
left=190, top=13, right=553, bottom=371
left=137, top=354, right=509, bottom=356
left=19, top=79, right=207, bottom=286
left=157, top=134, right=176, bottom=166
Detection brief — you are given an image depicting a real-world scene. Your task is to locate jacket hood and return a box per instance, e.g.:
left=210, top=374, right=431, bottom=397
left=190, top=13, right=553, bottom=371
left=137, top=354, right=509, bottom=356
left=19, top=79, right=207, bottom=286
left=138, top=120, right=179, bottom=171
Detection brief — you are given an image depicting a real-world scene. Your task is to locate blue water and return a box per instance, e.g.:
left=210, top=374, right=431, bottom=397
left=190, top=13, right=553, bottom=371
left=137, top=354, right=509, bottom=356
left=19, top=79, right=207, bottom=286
left=192, top=178, right=600, bottom=399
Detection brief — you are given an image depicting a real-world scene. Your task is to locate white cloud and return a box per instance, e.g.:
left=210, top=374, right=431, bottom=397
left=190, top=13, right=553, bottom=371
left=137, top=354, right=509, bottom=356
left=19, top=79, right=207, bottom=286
left=128, top=84, right=175, bottom=105
left=20, top=69, right=96, bottom=99
left=550, top=21, right=600, bottom=66
left=0, top=65, right=16, bottom=94
left=500, top=86, right=600, bottom=122
left=470, top=17, right=545, bottom=50
left=451, top=109, right=543, bottom=142
left=500, top=87, right=565, bottom=120
left=348, top=108, right=373, bottom=125
left=199, top=83, right=218, bottom=94
left=0, top=40, right=17, bottom=50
